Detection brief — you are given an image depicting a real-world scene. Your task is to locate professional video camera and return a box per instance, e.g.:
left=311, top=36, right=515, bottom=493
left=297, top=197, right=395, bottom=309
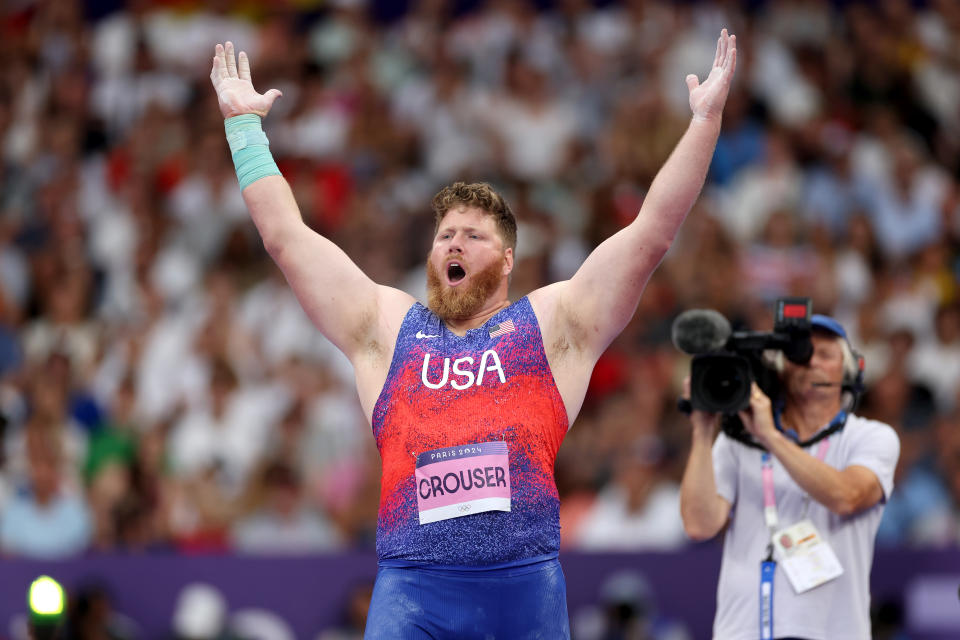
left=672, top=298, right=815, bottom=444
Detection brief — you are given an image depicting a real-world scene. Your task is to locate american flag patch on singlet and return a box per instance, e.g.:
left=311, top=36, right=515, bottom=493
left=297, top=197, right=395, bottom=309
left=489, top=320, right=516, bottom=338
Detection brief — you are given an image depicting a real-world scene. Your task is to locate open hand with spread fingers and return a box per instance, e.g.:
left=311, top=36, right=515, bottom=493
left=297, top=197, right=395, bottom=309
left=686, top=29, right=737, bottom=124
left=210, top=41, right=282, bottom=120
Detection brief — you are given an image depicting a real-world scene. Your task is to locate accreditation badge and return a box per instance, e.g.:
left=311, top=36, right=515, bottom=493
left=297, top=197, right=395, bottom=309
left=772, top=519, right=844, bottom=593
left=414, top=441, right=511, bottom=524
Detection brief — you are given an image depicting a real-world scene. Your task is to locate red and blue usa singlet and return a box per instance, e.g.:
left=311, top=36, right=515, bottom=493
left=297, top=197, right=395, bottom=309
left=372, top=296, right=569, bottom=566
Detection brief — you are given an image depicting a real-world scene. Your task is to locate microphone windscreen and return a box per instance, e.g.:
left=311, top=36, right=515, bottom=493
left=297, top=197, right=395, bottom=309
left=671, top=309, right=732, bottom=355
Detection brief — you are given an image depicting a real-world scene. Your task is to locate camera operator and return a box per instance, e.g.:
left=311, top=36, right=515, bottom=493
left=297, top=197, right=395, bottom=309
left=679, top=315, right=900, bottom=640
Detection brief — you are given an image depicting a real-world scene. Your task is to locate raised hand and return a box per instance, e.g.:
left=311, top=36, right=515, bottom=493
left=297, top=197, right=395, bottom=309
left=210, top=42, right=282, bottom=120
left=686, top=29, right=737, bottom=124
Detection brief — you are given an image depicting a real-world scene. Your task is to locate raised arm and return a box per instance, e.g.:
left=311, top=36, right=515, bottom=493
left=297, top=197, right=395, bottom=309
left=535, top=30, right=737, bottom=363
left=209, top=43, right=414, bottom=369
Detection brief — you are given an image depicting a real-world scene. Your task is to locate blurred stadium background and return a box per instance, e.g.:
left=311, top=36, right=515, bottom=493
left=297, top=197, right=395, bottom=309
left=1, top=0, right=959, bottom=637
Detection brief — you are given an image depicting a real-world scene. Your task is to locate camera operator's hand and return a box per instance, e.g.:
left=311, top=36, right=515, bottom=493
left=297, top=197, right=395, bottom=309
left=738, top=383, right=778, bottom=445
left=683, top=377, right=721, bottom=437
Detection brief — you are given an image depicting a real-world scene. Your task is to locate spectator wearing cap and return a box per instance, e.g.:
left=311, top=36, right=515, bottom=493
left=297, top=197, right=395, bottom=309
left=679, top=312, right=900, bottom=639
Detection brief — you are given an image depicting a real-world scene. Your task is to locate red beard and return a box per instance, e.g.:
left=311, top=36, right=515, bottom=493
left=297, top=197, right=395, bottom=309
left=426, top=256, right=505, bottom=322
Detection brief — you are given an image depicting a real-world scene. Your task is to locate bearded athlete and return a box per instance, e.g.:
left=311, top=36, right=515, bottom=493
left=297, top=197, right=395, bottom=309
left=210, top=30, right=737, bottom=639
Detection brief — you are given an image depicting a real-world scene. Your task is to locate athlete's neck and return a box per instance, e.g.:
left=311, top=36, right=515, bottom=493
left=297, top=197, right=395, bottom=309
left=445, top=299, right=512, bottom=336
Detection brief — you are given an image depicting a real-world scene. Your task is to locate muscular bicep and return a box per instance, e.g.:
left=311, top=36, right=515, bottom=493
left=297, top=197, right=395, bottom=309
left=559, top=221, right=671, bottom=358
left=271, top=229, right=380, bottom=351
left=243, top=177, right=414, bottom=360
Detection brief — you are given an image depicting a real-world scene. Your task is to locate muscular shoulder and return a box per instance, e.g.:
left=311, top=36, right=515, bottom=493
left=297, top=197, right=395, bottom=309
left=351, top=286, right=416, bottom=366
left=528, top=282, right=593, bottom=364
left=351, top=288, right=418, bottom=420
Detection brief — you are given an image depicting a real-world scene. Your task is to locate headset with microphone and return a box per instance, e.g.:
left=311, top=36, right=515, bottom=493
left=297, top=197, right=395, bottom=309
left=809, top=354, right=865, bottom=391
left=807, top=322, right=866, bottom=413
left=772, top=316, right=866, bottom=449
left=734, top=315, right=866, bottom=450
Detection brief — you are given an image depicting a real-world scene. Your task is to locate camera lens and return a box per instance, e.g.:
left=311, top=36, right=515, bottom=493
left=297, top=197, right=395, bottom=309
left=691, top=353, right=752, bottom=414
left=703, top=361, right=745, bottom=403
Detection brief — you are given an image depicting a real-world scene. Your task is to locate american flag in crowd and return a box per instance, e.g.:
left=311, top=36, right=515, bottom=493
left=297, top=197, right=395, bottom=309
left=489, top=319, right=516, bottom=338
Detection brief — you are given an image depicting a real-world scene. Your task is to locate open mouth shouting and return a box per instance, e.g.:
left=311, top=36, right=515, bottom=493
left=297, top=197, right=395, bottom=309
left=426, top=252, right=506, bottom=321
left=446, top=261, right=467, bottom=285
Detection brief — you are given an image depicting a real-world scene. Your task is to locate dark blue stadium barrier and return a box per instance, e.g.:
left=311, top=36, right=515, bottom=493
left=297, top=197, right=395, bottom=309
left=0, top=547, right=958, bottom=638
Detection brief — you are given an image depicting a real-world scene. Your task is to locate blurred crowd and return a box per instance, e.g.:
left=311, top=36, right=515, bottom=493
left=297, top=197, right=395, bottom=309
left=0, top=0, right=959, bottom=560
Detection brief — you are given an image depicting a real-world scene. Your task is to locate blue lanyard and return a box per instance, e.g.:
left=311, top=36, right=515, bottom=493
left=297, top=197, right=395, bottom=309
left=758, top=414, right=842, bottom=640
left=760, top=559, right=776, bottom=640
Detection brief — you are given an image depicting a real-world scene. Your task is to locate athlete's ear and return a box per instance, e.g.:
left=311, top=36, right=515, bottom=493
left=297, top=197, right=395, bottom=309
left=502, top=247, right=514, bottom=277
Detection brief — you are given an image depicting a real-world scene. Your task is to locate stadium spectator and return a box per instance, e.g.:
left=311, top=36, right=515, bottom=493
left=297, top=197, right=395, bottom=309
left=0, top=424, right=91, bottom=558
left=231, top=460, right=341, bottom=554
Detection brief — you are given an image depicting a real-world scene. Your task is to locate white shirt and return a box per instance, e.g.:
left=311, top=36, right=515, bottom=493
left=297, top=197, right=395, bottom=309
left=575, top=482, right=687, bottom=551
left=167, top=385, right=289, bottom=494
left=711, top=414, right=900, bottom=640
left=231, top=508, right=342, bottom=553
left=483, top=95, right=578, bottom=181
left=909, top=339, right=960, bottom=412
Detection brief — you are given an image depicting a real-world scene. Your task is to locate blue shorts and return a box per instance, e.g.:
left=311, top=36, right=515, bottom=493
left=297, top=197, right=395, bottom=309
left=364, top=554, right=570, bottom=639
